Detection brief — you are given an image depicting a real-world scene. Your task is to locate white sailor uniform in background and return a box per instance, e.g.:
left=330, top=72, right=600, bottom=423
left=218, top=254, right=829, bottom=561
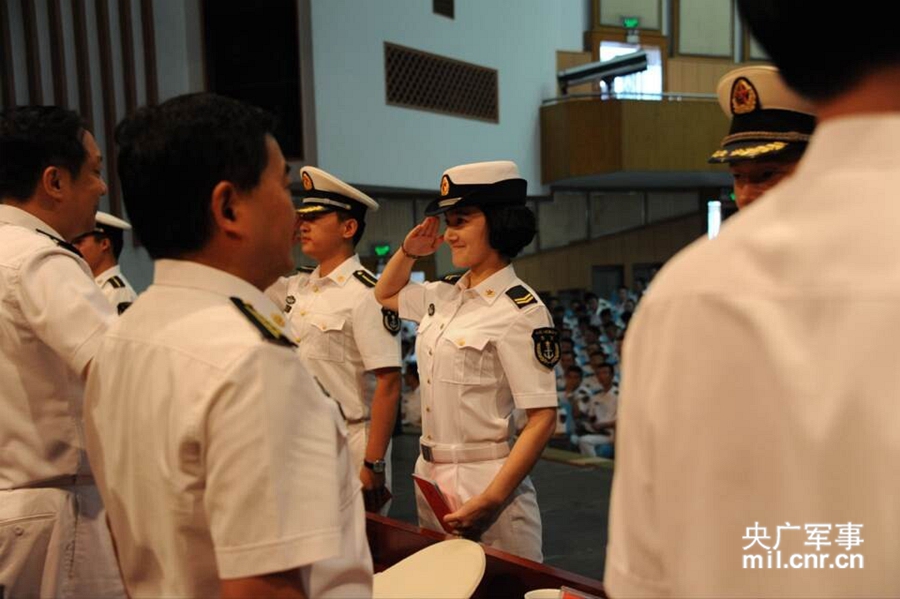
left=84, top=260, right=373, bottom=598
left=95, top=264, right=137, bottom=314
left=268, top=255, right=402, bottom=497
left=0, top=204, right=124, bottom=598
left=398, top=264, right=558, bottom=562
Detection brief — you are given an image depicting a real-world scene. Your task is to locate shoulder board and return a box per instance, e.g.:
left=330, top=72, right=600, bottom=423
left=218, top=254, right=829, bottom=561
left=353, top=269, right=377, bottom=288
left=35, top=229, right=82, bottom=258
left=505, top=285, right=538, bottom=309
left=116, top=301, right=132, bottom=315
left=107, top=275, right=125, bottom=289
left=441, top=273, right=463, bottom=284
left=230, top=297, right=297, bottom=348
left=297, top=265, right=316, bottom=273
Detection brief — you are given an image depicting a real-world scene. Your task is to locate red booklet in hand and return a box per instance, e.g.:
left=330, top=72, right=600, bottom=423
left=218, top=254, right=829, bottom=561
left=412, top=474, right=455, bottom=533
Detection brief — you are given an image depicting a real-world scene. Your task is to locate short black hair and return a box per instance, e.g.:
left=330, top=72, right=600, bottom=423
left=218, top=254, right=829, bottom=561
left=737, top=0, right=900, bottom=101
left=334, top=210, right=366, bottom=247
left=79, top=228, right=124, bottom=260
left=481, top=203, right=536, bottom=260
left=115, top=93, right=276, bottom=259
left=596, top=362, right=615, bottom=376
left=566, top=365, right=583, bottom=378
left=0, top=106, right=87, bottom=201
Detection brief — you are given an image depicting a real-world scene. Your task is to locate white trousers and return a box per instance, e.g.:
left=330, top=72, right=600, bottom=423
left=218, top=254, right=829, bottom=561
left=0, top=485, right=126, bottom=598
left=413, top=456, right=543, bottom=562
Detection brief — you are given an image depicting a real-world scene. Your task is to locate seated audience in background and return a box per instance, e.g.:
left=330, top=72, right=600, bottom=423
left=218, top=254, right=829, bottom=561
left=572, top=363, right=618, bottom=458
left=84, top=93, right=372, bottom=598
left=556, top=365, right=589, bottom=438
left=582, top=351, right=610, bottom=394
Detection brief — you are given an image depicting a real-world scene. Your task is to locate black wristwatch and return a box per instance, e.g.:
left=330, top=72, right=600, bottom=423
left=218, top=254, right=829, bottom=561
left=364, top=459, right=386, bottom=474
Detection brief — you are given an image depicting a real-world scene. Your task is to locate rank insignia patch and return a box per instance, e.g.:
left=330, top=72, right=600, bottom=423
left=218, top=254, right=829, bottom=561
left=428, top=303, right=435, bottom=316
left=353, top=269, right=378, bottom=288
left=506, top=285, right=538, bottom=309
left=382, top=308, right=401, bottom=335
left=531, top=327, right=560, bottom=369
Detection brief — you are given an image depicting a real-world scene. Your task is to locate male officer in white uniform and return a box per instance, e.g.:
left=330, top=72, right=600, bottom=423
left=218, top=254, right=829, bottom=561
left=84, top=93, right=372, bottom=598
left=267, top=167, right=401, bottom=513
left=72, top=210, right=138, bottom=313
left=0, top=106, right=124, bottom=598
left=708, top=65, right=816, bottom=210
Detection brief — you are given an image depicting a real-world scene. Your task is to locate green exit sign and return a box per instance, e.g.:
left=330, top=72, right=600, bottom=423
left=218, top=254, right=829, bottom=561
left=373, top=244, right=392, bottom=257
left=622, top=16, right=640, bottom=29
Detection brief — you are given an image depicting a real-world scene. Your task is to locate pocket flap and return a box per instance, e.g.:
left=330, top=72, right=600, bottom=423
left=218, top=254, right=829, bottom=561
left=443, top=333, right=490, bottom=351
left=310, top=314, right=345, bottom=332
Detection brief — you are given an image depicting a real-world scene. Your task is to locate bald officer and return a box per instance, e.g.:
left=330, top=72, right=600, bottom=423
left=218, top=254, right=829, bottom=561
left=72, top=211, right=138, bottom=313
left=267, top=167, right=402, bottom=513
left=709, top=65, right=816, bottom=209
left=0, top=106, right=124, bottom=597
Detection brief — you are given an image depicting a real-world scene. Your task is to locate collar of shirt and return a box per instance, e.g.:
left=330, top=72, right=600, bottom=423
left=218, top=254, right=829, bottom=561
left=153, top=259, right=279, bottom=313
left=308, top=254, right=361, bottom=288
left=455, top=263, right=518, bottom=305
left=797, top=114, right=900, bottom=176
left=0, top=204, right=67, bottom=241
left=95, top=264, right=122, bottom=286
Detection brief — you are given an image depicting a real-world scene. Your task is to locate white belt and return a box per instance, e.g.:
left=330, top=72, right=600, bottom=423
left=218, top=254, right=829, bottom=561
left=420, top=440, right=510, bottom=464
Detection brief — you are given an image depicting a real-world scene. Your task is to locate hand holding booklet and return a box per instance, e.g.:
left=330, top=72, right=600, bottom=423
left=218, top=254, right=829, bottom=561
left=412, top=474, right=455, bottom=533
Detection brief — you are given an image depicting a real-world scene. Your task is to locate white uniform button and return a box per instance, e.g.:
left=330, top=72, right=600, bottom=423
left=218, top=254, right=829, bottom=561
left=440, top=323, right=445, bottom=330
left=427, top=378, right=431, bottom=384
left=313, top=286, right=320, bottom=293
left=425, top=406, right=431, bottom=412
left=428, top=349, right=433, bottom=356
left=457, top=339, right=464, bottom=346
left=13, top=526, right=24, bottom=536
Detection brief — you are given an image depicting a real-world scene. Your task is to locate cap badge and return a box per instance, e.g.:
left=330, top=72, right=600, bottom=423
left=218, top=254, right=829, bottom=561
left=731, top=77, right=758, bottom=115
left=301, top=172, right=314, bottom=191
left=440, top=175, right=450, bottom=197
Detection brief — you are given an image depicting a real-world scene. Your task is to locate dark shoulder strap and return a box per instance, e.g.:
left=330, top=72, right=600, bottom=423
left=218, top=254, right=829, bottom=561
left=230, top=297, right=297, bottom=348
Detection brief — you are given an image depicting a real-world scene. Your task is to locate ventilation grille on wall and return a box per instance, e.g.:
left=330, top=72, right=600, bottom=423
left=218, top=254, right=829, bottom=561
left=384, top=42, right=498, bottom=123
left=433, top=0, right=454, bottom=19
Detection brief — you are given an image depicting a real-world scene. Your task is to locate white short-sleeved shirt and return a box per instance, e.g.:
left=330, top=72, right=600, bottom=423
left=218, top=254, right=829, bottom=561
left=95, top=264, right=137, bottom=313
left=266, top=254, right=401, bottom=421
left=84, top=260, right=372, bottom=598
left=0, top=205, right=115, bottom=489
left=398, top=265, right=557, bottom=446
left=606, top=116, right=900, bottom=597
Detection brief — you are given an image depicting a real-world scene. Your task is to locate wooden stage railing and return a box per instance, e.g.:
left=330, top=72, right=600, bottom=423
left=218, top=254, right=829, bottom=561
left=366, top=513, right=607, bottom=599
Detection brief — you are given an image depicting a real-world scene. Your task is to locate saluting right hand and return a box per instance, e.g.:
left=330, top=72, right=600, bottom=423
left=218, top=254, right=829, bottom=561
left=402, top=217, right=444, bottom=257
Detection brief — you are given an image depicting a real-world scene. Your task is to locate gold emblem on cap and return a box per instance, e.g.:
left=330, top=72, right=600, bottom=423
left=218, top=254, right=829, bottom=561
left=301, top=171, right=313, bottom=191
left=731, top=77, right=758, bottom=115
left=440, top=175, right=450, bottom=197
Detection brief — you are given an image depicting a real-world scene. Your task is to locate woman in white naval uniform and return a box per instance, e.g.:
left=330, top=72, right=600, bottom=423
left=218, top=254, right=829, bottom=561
left=375, top=161, right=558, bottom=562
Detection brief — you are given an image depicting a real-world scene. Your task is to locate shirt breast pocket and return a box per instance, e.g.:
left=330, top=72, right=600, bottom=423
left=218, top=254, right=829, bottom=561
left=307, top=314, right=346, bottom=362
left=437, top=333, right=496, bottom=385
